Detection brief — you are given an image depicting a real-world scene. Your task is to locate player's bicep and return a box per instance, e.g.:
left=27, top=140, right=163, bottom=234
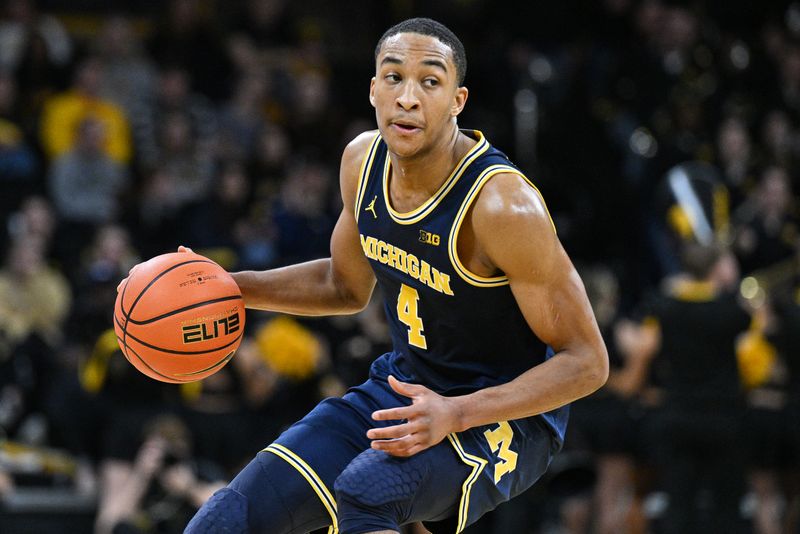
left=508, top=243, right=600, bottom=354
left=475, top=175, right=603, bottom=355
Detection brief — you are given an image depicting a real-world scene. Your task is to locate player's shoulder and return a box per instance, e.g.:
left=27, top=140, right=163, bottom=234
left=339, top=129, right=380, bottom=202
left=341, top=130, right=380, bottom=171
left=471, top=171, right=554, bottom=237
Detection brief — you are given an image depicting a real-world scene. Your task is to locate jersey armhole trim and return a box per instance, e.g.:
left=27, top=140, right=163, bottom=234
left=448, top=166, right=556, bottom=287
left=354, top=133, right=382, bottom=222
left=447, top=433, right=488, bottom=533
left=264, top=443, right=339, bottom=534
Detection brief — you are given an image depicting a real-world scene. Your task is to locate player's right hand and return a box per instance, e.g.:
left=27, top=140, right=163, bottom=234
left=116, top=245, right=195, bottom=293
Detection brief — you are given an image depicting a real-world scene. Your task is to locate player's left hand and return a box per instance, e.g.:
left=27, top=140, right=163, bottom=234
left=367, top=375, right=462, bottom=457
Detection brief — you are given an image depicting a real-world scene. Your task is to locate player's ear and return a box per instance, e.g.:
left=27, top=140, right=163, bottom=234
left=369, top=77, right=376, bottom=107
left=451, top=86, right=468, bottom=117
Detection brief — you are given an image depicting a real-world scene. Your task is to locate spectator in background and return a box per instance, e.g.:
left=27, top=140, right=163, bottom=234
left=129, top=65, right=217, bottom=172
left=228, top=0, right=294, bottom=53
left=568, top=266, right=653, bottom=534
left=247, top=121, right=291, bottom=197
left=155, top=110, right=215, bottom=206
left=286, top=68, right=343, bottom=161
left=760, top=109, right=798, bottom=172
left=638, top=243, right=751, bottom=534
left=148, top=0, right=232, bottom=101
left=779, top=42, right=800, bottom=113
left=0, top=236, right=70, bottom=348
left=130, top=165, right=187, bottom=258
left=0, top=69, right=39, bottom=216
left=716, top=116, right=757, bottom=205
left=218, top=74, right=268, bottom=161
left=3, top=195, right=55, bottom=256
left=764, top=286, right=800, bottom=533
left=733, top=166, right=798, bottom=275
left=94, top=414, right=226, bottom=534
left=182, top=161, right=253, bottom=266
left=39, top=57, right=132, bottom=164
left=178, top=337, right=277, bottom=473
left=68, top=224, right=138, bottom=346
left=92, top=15, right=157, bottom=118
left=48, top=117, right=129, bottom=274
left=738, top=297, right=796, bottom=534
left=272, top=156, right=335, bottom=264
left=0, top=0, right=71, bottom=72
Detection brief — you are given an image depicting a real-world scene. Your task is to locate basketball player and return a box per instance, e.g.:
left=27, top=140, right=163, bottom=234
left=183, top=18, right=608, bottom=534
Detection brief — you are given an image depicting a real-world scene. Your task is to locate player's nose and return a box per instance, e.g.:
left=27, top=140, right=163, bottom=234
left=396, top=84, right=420, bottom=110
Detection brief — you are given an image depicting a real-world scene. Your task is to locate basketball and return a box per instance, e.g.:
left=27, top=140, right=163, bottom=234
left=113, top=252, right=245, bottom=383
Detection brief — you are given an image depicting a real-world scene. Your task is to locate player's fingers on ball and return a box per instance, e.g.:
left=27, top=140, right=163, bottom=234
left=178, top=245, right=194, bottom=253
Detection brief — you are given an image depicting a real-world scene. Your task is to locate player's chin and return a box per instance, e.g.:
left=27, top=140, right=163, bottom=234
left=385, top=134, right=426, bottom=158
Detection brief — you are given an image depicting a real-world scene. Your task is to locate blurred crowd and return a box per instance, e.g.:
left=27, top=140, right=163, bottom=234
left=0, top=0, right=800, bottom=532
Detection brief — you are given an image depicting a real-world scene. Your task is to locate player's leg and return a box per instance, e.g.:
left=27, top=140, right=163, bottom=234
left=187, top=386, right=385, bottom=534
left=335, top=417, right=557, bottom=534
left=185, top=449, right=331, bottom=534
left=334, top=443, right=470, bottom=534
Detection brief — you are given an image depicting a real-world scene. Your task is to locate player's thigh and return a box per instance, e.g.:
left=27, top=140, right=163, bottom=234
left=234, top=450, right=334, bottom=533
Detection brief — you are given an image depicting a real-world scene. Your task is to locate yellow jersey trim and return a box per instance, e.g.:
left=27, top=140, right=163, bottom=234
left=264, top=444, right=338, bottom=534
left=448, top=166, right=556, bottom=287
left=354, top=133, right=382, bottom=223
left=447, top=433, right=488, bottom=533
left=382, top=131, right=489, bottom=225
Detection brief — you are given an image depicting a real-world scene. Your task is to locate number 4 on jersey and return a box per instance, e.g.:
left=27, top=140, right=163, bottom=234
left=397, top=283, right=427, bottom=349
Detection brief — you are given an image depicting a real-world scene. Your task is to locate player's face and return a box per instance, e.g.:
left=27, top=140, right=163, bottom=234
left=370, top=33, right=467, bottom=159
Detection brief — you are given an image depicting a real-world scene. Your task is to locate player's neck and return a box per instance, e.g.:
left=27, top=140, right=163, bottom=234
left=389, top=126, right=473, bottom=195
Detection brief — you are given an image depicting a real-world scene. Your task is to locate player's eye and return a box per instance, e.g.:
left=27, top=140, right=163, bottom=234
left=385, top=73, right=401, bottom=83
left=423, top=78, right=439, bottom=87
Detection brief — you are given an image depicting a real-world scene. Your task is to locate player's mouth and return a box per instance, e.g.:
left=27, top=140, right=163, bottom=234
left=390, top=121, right=423, bottom=134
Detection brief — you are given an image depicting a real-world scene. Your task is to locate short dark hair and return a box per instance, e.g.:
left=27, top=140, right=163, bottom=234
left=375, top=18, right=467, bottom=85
left=680, top=242, right=722, bottom=280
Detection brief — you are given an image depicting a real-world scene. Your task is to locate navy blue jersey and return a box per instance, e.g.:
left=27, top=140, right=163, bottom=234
left=354, top=130, right=568, bottom=444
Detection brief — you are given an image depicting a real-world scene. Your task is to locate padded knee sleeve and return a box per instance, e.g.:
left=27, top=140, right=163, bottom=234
left=184, top=487, right=249, bottom=534
left=335, top=448, right=427, bottom=507
left=334, top=448, right=430, bottom=533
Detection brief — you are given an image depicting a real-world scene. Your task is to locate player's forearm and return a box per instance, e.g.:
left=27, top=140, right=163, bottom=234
left=231, top=259, right=369, bottom=316
left=452, top=348, right=608, bottom=431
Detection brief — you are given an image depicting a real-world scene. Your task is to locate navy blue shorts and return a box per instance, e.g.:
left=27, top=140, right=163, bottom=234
left=263, top=377, right=557, bottom=533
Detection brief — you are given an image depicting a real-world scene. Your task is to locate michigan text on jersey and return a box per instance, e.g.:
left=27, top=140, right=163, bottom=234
left=360, top=234, right=455, bottom=296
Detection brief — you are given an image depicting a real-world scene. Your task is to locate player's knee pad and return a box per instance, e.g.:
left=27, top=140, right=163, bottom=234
left=334, top=447, right=432, bottom=533
left=334, top=448, right=428, bottom=508
left=184, top=487, right=249, bottom=534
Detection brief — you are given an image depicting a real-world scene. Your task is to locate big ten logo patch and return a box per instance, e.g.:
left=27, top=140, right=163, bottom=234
left=182, top=309, right=240, bottom=343
left=419, top=229, right=440, bottom=246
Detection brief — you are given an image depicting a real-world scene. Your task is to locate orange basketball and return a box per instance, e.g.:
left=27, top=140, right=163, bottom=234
left=113, top=252, right=245, bottom=383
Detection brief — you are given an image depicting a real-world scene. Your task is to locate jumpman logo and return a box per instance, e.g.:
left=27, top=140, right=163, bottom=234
left=365, top=196, right=378, bottom=219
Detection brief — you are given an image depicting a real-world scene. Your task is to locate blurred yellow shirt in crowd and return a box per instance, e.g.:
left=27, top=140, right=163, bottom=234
left=0, top=265, right=71, bottom=346
left=40, top=90, right=132, bottom=163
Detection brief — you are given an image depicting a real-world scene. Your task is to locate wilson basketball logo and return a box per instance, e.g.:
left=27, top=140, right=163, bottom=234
left=182, top=310, right=241, bottom=344
left=179, top=271, right=220, bottom=288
